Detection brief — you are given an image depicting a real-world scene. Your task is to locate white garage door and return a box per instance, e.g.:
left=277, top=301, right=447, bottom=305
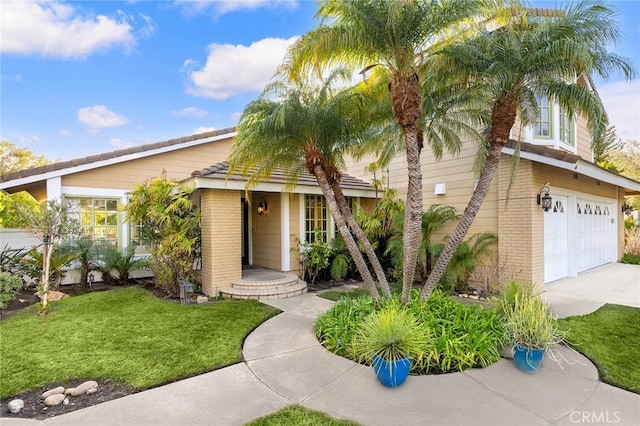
left=575, top=199, right=615, bottom=273
left=544, top=194, right=616, bottom=284
left=544, top=197, right=568, bottom=283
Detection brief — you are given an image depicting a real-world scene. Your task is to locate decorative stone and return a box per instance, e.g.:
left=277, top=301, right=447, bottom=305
left=86, top=388, right=97, bottom=395
left=7, top=399, right=24, bottom=413
left=48, top=291, right=69, bottom=302
left=44, top=394, right=66, bottom=406
left=41, top=386, right=65, bottom=399
left=63, top=398, right=70, bottom=406
left=70, top=381, right=98, bottom=396
left=196, top=295, right=208, bottom=304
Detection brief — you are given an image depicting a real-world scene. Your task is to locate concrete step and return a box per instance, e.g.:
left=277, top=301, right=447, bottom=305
left=220, top=281, right=307, bottom=300
left=231, top=273, right=300, bottom=290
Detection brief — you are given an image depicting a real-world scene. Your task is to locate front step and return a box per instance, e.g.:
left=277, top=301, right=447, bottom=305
left=220, top=273, right=307, bottom=300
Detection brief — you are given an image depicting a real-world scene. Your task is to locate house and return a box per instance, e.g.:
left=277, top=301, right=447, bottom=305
left=0, top=127, right=378, bottom=297
left=345, top=76, right=640, bottom=287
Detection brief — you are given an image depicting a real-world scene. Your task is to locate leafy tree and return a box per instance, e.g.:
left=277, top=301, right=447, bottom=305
left=288, top=0, right=494, bottom=303
left=593, top=125, right=624, bottom=163
left=16, top=199, right=82, bottom=314
left=0, top=191, right=39, bottom=228
left=229, top=68, right=390, bottom=300
left=606, top=140, right=640, bottom=209
left=126, top=173, right=200, bottom=297
left=420, top=1, right=636, bottom=299
left=0, top=141, right=51, bottom=176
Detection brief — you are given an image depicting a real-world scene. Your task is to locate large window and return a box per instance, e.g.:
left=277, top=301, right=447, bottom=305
left=534, top=94, right=551, bottom=138
left=559, top=108, right=575, bottom=147
left=67, top=197, right=120, bottom=247
left=305, top=195, right=327, bottom=243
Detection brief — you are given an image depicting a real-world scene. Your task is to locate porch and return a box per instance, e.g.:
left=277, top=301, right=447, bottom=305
left=219, top=266, right=307, bottom=300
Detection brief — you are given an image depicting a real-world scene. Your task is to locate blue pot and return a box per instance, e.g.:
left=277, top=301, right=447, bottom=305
left=513, top=345, right=545, bottom=374
left=372, top=355, right=411, bottom=387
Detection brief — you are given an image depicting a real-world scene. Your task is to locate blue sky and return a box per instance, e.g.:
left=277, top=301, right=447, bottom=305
left=1, top=0, right=639, bottom=163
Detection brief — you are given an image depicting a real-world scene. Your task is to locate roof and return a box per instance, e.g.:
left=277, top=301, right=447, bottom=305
left=188, top=161, right=376, bottom=198
left=0, top=127, right=237, bottom=185
left=503, top=140, right=640, bottom=195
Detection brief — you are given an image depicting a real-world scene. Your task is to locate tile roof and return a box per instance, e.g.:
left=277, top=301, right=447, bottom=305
left=191, top=161, right=374, bottom=191
left=0, top=127, right=236, bottom=183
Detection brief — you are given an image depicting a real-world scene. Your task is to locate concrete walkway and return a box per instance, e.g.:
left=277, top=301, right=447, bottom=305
left=5, top=265, right=640, bottom=426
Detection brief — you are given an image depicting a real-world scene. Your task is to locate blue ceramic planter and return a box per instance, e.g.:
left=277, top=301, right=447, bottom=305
left=372, top=355, right=411, bottom=387
left=513, top=344, right=544, bottom=374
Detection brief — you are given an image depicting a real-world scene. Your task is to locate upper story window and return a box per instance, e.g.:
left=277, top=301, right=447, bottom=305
left=559, top=108, right=575, bottom=147
left=534, top=95, right=551, bottom=138
left=305, top=194, right=327, bottom=243
left=524, top=93, right=577, bottom=154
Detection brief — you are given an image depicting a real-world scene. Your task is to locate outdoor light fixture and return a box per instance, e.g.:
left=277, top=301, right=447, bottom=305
left=537, top=185, right=552, bottom=212
left=43, top=234, right=51, bottom=245
left=88, top=273, right=95, bottom=292
left=257, top=198, right=268, bottom=216
left=622, top=202, right=632, bottom=215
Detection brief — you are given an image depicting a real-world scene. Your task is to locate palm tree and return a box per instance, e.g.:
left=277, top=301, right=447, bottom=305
left=228, top=69, right=391, bottom=299
left=421, top=1, right=636, bottom=299
left=289, top=0, right=492, bottom=303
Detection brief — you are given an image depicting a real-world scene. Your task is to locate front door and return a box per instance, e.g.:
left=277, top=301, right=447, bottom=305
left=241, top=199, right=249, bottom=265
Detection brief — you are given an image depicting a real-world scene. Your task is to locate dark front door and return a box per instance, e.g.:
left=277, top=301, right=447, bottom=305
left=241, top=199, right=249, bottom=265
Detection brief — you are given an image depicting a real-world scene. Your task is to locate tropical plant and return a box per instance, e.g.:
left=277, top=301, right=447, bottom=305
left=421, top=1, right=636, bottom=300
left=298, top=230, right=332, bottom=285
left=0, top=271, right=22, bottom=309
left=622, top=226, right=640, bottom=264
left=21, top=246, right=80, bottom=291
left=503, top=292, right=564, bottom=350
left=228, top=68, right=390, bottom=299
left=0, top=245, right=27, bottom=275
left=96, top=245, right=148, bottom=286
left=126, top=174, right=200, bottom=297
left=290, top=0, right=494, bottom=304
left=329, top=234, right=353, bottom=281
left=15, top=198, right=82, bottom=314
left=495, top=279, right=537, bottom=315
left=69, top=236, right=97, bottom=293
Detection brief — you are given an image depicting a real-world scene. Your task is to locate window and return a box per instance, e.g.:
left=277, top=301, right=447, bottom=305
left=67, top=197, right=120, bottom=247
left=534, top=94, right=551, bottom=138
left=559, top=108, right=575, bottom=146
left=305, top=195, right=327, bottom=243
left=334, top=197, right=355, bottom=235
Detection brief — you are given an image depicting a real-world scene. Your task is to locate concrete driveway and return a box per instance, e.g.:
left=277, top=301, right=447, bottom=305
left=543, top=263, right=640, bottom=318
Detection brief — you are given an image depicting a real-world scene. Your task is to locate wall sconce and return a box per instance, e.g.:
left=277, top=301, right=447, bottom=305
left=257, top=198, right=268, bottom=216
left=537, top=185, right=552, bottom=212
left=622, top=203, right=632, bottom=215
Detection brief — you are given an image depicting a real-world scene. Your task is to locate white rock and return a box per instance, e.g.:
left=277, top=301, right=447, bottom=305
left=63, top=398, right=70, bottom=406
left=196, top=295, right=208, bottom=304
left=44, top=394, right=65, bottom=406
left=7, top=399, right=24, bottom=413
left=41, top=386, right=65, bottom=399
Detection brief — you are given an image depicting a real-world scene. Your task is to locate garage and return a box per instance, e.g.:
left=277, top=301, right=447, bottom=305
left=544, top=193, right=617, bottom=284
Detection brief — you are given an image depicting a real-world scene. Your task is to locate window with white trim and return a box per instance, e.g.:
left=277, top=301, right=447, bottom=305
left=534, top=94, right=551, bottom=138
left=67, top=197, right=120, bottom=247
left=559, top=108, right=575, bottom=147
left=305, top=195, right=327, bottom=243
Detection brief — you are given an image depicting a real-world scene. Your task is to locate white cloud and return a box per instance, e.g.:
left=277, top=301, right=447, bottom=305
left=110, top=138, right=133, bottom=150
left=192, top=126, right=217, bottom=134
left=78, top=105, right=129, bottom=135
left=0, top=0, right=151, bottom=59
left=175, top=0, right=298, bottom=16
left=172, top=107, right=208, bottom=118
left=187, top=36, right=298, bottom=100
left=59, top=129, right=73, bottom=137
left=598, top=79, right=640, bottom=142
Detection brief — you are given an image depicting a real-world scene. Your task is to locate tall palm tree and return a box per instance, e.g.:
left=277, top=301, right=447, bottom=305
left=421, top=1, right=636, bottom=299
left=289, top=0, right=492, bottom=303
left=228, top=69, right=391, bottom=299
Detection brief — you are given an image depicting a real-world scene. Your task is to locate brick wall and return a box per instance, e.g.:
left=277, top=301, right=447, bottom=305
left=201, top=189, right=242, bottom=296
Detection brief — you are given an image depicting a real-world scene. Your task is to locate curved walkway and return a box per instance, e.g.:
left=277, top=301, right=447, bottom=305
left=6, top=285, right=640, bottom=425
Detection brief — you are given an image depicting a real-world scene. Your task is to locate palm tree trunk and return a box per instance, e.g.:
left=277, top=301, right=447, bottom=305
left=314, top=166, right=381, bottom=300
left=420, top=97, right=516, bottom=300
left=331, top=181, right=392, bottom=297
left=401, top=122, right=423, bottom=304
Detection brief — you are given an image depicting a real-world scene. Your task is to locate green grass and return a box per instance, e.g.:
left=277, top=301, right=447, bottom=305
left=244, top=405, right=361, bottom=426
left=559, top=304, right=640, bottom=394
left=0, top=287, right=279, bottom=398
left=318, top=289, right=370, bottom=301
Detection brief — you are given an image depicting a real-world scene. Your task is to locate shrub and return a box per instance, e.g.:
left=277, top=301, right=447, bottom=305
left=495, top=280, right=537, bottom=315
left=622, top=227, right=640, bottom=264
left=315, top=291, right=505, bottom=374
left=0, top=271, right=22, bottom=309
left=502, top=293, right=564, bottom=350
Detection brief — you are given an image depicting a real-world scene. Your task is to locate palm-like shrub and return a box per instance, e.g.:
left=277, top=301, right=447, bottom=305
left=96, top=245, right=148, bottom=286
left=503, top=293, right=564, bottom=350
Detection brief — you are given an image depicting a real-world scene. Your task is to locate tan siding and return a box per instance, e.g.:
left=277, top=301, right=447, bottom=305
left=251, top=191, right=282, bottom=270
left=201, top=189, right=242, bottom=296
left=575, top=113, right=593, bottom=160
left=62, top=138, right=234, bottom=190
left=538, top=164, right=617, bottom=199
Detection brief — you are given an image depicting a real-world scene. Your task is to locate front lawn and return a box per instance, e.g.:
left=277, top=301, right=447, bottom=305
left=245, top=405, right=361, bottom=426
left=0, top=287, right=279, bottom=398
left=559, top=304, right=640, bottom=394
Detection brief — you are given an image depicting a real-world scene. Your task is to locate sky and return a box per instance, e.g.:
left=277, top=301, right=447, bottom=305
left=1, top=0, right=639, bottom=163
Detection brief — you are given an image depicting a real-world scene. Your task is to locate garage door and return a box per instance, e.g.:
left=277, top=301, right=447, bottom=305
left=544, top=197, right=568, bottom=283
left=575, top=199, right=615, bottom=273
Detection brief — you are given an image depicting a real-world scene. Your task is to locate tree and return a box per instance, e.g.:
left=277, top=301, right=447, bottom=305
left=593, top=125, right=624, bottom=163
left=0, top=141, right=51, bottom=176
left=16, top=199, right=82, bottom=314
left=229, top=68, right=390, bottom=300
left=288, top=0, right=493, bottom=303
left=0, top=191, right=39, bottom=228
left=421, top=1, right=636, bottom=299
left=606, top=140, right=640, bottom=209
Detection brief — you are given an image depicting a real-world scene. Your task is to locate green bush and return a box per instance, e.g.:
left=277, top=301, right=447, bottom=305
left=0, top=271, right=22, bottom=309
left=316, top=291, right=506, bottom=374
left=621, top=253, right=640, bottom=265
